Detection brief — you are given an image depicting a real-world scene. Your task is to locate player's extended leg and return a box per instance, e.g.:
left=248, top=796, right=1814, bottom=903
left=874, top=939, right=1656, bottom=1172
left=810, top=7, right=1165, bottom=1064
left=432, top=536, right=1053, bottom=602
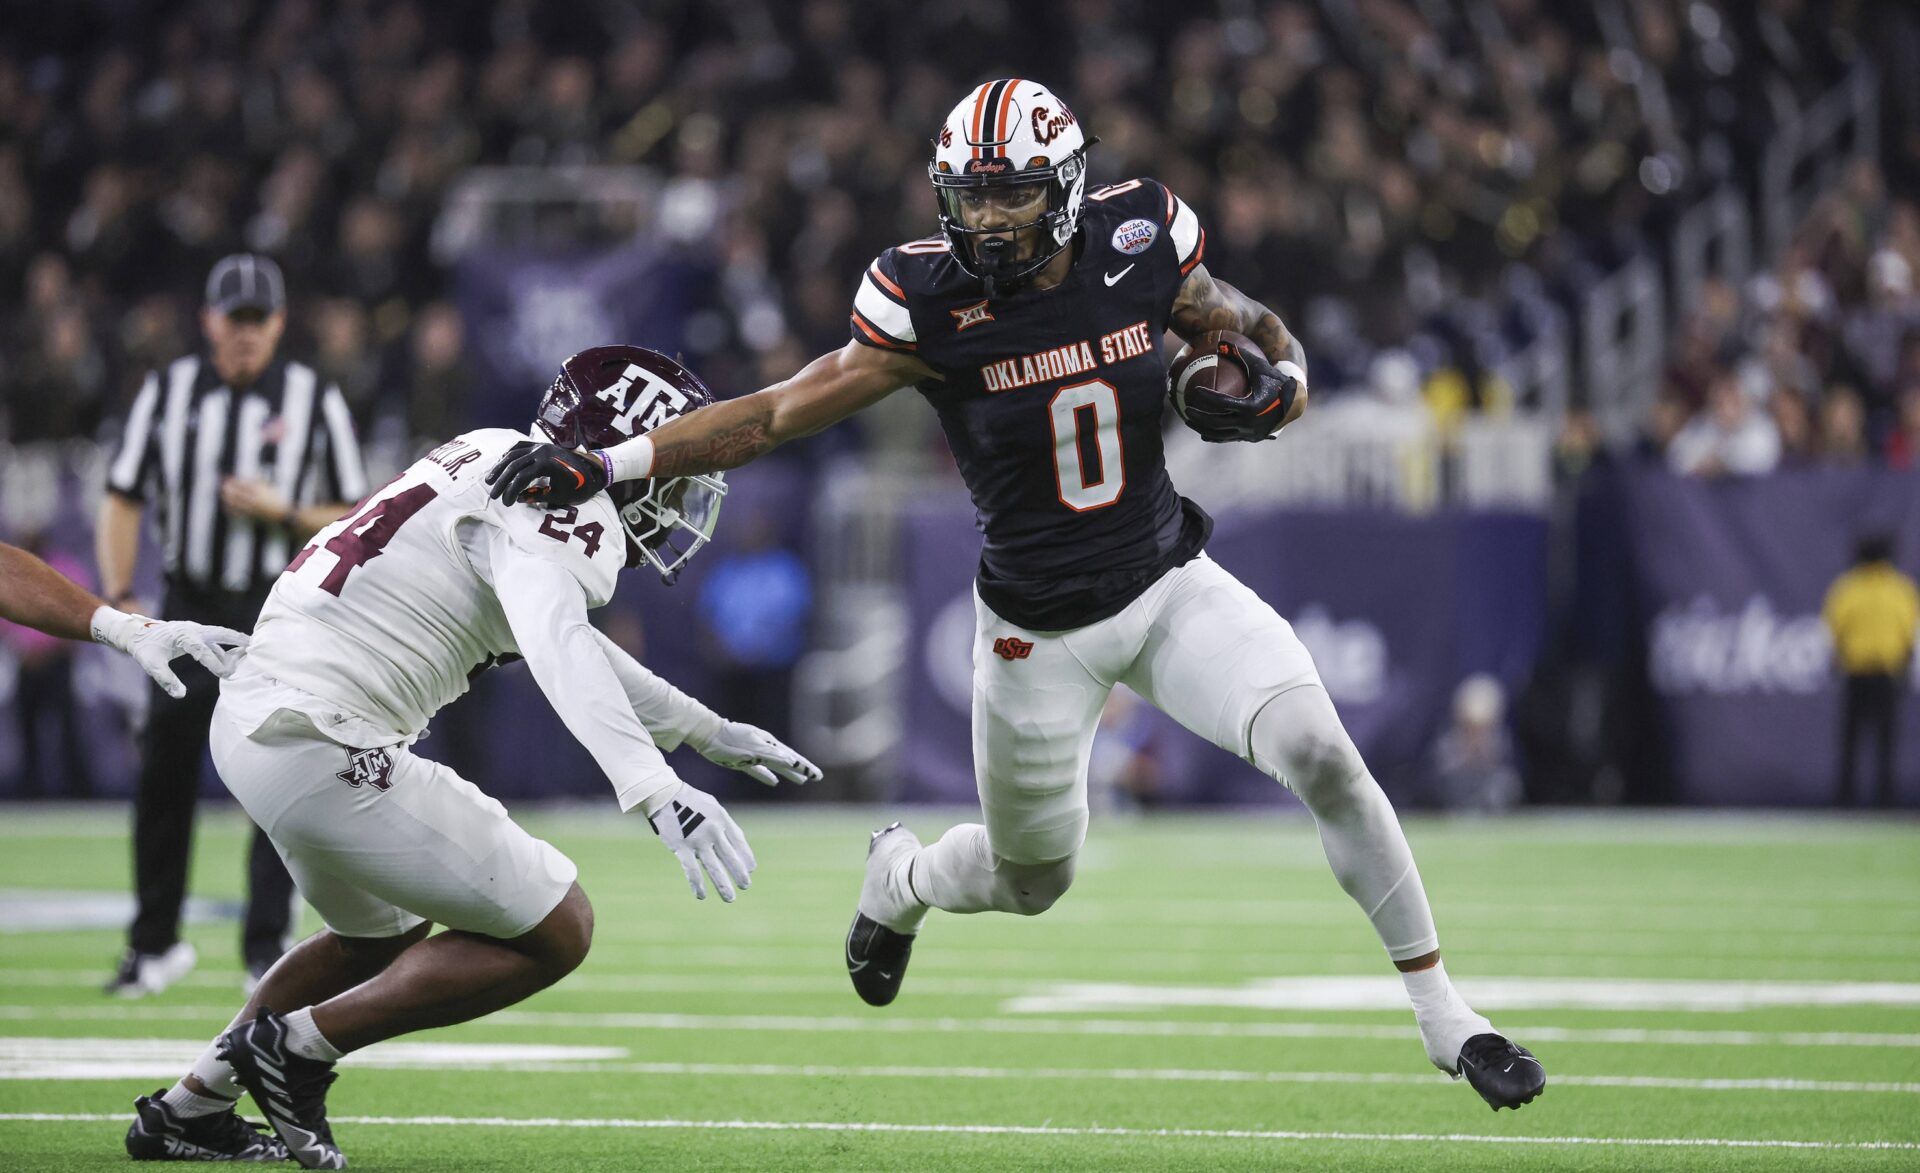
left=210, top=887, right=589, bottom=1170
left=847, top=591, right=1116, bottom=1006
left=1121, top=556, right=1544, bottom=1110
left=303, top=881, right=592, bottom=1050
left=138, top=696, right=589, bottom=1167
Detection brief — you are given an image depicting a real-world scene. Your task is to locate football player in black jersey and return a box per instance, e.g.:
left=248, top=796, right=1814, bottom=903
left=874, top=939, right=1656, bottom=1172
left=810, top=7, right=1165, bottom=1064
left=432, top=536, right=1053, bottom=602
left=489, top=79, right=1543, bottom=1111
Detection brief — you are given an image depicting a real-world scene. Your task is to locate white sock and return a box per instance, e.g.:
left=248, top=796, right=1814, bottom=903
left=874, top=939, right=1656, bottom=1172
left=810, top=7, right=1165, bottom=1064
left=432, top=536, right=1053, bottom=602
left=184, top=1036, right=242, bottom=1100
left=879, top=850, right=930, bottom=934
left=282, top=1007, right=344, bottom=1062
left=161, top=1082, right=234, bottom=1118
left=906, top=824, right=1001, bottom=915
left=905, top=823, right=1076, bottom=918
left=1400, top=960, right=1493, bottom=1072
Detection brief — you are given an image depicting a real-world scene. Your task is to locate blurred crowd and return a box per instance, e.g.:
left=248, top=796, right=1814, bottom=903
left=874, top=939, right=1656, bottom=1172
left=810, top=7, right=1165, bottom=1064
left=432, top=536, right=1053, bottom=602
left=1, top=0, right=1911, bottom=460
left=1653, top=158, right=1920, bottom=475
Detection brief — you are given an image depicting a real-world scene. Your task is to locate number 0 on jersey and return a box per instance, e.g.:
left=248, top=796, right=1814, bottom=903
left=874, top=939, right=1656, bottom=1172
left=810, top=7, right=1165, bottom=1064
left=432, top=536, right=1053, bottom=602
left=1049, top=379, right=1124, bottom=512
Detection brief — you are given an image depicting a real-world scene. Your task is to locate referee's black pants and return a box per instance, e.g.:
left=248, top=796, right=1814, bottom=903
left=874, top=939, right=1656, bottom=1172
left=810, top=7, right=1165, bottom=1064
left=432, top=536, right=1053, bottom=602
left=1837, top=673, right=1900, bottom=808
left=127, top=585, right=295, bottom=968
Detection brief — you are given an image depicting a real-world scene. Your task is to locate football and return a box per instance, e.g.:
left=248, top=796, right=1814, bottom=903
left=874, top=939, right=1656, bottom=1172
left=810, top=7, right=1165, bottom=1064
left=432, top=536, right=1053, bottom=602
left=1169, top=330, right=1262, bottom=429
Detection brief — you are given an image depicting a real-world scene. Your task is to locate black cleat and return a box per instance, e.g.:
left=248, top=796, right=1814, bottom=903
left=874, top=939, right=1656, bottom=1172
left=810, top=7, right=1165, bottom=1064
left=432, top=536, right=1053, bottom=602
left=1457, top=1032, right=1546, bottom=1110
left=125, top=1088, right=289, bottom=1161
left=846, top=823, right=921, bottom=1007
left=218, top=1008, right=346, bottom=1169
left=846, top=912, right=915, bottom=1007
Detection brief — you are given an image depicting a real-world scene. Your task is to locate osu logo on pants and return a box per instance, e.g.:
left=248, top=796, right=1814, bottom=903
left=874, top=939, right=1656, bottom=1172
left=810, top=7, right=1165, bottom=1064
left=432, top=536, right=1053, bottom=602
left=337, top=747, right=395, bottom=791
left=992, top=636, right=1034, bottom=662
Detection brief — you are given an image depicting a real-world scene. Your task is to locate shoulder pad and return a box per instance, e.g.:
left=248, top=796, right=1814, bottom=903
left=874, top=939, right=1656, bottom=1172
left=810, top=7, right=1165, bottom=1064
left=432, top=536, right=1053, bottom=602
left=487, top=492, right=625, bottom=608
left=1087, top=178, right=1204, bottom=274
left=852, top=251, right=919, bottom=352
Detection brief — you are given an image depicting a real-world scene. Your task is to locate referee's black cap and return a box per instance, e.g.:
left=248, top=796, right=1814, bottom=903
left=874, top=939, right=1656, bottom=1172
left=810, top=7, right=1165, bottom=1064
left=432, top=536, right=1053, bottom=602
left=205, top=254, right=286, bottom=317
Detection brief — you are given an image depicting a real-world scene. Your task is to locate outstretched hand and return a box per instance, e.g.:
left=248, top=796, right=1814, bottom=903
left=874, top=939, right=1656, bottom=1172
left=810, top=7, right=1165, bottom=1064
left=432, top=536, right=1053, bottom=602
left=695, top=720, right=822, bottom=787
left=485, top=441, right=610, bottom=507
left=93, top=609, right=252, bottom=698
left=647, top=782, right=756, bottom=901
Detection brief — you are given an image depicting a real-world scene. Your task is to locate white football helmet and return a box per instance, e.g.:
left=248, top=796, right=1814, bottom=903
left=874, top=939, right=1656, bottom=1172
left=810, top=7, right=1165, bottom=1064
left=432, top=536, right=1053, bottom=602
left=930, top=79, right=1091, bottom=297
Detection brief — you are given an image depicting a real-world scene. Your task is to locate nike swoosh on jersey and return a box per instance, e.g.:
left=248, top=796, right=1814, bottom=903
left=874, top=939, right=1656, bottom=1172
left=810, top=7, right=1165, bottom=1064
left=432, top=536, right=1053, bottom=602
left=1104, top=264, right=1135, bottom=286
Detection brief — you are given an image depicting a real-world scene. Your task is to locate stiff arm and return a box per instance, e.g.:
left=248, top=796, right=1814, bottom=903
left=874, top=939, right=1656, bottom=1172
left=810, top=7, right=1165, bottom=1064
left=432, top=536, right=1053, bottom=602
left=486, top=341, right=933, bottom=506
left=611, top=341, right=933, bottom=482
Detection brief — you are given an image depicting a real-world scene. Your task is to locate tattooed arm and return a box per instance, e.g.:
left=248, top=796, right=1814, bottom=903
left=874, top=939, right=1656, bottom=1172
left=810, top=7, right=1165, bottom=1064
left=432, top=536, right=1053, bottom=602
left=638, top=341, right=931, bottom=479
left=490, top=340, right=934, bottom=503
left=1169, top=264, right=1309, bottom=428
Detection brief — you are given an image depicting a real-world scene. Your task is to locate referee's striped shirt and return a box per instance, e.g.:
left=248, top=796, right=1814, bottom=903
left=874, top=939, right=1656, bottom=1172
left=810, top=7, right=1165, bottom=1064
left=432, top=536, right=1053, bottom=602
left=106, top=355, right=369, bottom=596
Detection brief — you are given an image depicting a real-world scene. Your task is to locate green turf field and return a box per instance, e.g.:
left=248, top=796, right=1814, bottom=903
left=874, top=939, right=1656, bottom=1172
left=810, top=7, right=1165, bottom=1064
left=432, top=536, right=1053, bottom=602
left=1, top=805, right=1917, bottom=1170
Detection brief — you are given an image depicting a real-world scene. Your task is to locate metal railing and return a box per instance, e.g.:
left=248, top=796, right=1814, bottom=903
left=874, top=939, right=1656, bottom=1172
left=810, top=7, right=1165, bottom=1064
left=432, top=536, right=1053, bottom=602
left=1670, top=186, right=1752, bottom=323
left=1581, top=254, right=1667, bottom=445
left=431, top=166, right=664, bottom=263
left=1761, top=62, right=1879, bottom=260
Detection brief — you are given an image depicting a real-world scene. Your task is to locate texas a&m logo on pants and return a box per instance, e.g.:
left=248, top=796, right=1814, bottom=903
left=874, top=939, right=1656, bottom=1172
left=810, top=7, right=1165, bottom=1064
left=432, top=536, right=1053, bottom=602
left=337, top=747, right=396, bottom=791
left=992, top=636, right=1034, bottom=662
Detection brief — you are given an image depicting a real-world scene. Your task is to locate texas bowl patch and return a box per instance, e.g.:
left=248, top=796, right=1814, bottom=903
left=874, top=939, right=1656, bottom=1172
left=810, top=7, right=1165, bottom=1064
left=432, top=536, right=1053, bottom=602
left=1112, top=218, right=1158, bottom=255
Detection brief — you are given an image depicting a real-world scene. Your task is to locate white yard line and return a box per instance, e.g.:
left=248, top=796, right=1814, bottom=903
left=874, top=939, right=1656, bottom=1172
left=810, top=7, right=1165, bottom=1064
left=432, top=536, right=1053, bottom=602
left=0, top=969, right=1038, bottom=997
left=6, top=1039, right=1914, bottom=1094
left=1001, top=976, right=1920, bottom=1014
left=449, top=1060, right=1920, bottom=1096
left=6, top=1004, right=1915, bottom=1048
left=0, top=1111, right=1914, bottom=1151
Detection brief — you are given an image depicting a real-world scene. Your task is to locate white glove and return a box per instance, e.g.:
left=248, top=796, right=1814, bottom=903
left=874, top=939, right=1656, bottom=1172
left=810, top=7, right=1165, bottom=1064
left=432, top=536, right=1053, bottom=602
left=692, top=720, right=822, bottom=787
left=646, top=783, right=756, bottom=902
left=90, top=606, right=251, bottom=699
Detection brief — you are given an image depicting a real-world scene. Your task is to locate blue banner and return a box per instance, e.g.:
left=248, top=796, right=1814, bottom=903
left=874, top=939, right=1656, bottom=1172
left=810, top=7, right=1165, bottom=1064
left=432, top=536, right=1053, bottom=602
left=1612, top=467, right=1920, bottom=805
left=454, top=245, right=712, bottom=429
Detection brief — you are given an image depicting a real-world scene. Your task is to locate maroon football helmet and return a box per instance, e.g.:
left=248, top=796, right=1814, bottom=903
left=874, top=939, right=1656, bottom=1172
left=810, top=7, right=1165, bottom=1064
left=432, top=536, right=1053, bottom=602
left=534, top=345, right=727, bottom=582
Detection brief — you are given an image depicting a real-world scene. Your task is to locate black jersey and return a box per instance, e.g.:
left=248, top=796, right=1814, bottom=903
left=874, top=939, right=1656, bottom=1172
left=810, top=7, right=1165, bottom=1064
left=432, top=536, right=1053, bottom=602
left=851, top=178, right=1214, bottom=631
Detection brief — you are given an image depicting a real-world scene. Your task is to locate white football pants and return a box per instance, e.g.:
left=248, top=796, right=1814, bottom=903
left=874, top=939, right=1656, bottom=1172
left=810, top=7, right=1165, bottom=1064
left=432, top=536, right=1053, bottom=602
left=908, top=554, right=1440, bottom=961
left=210, top=670, right=578, bottom=941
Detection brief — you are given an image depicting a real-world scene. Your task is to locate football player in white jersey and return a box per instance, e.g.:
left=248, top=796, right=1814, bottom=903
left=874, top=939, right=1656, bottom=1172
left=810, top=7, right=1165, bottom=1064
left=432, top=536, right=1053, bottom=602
left=122, top=346, right=820, bottom=1168
left=486, top=81, right=1544, bottom=1114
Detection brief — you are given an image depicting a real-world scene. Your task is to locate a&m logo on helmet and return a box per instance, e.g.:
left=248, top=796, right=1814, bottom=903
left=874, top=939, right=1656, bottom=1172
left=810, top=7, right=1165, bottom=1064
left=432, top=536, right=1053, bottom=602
left=599, top=362, right=693, bottom=434
left=1112, top=218, right=1158, bottom=256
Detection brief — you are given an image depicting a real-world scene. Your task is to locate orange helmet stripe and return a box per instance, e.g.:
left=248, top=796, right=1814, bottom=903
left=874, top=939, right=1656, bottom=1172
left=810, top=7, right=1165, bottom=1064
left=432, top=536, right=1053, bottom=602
left=969, top=82, right=993, bottom=158
left=995, top=79, right=1021, bottom=145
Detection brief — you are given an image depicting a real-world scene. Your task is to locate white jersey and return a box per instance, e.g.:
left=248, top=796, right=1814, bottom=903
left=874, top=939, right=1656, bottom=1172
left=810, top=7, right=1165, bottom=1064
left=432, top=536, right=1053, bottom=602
left=244, top=427, right=718, bottom=814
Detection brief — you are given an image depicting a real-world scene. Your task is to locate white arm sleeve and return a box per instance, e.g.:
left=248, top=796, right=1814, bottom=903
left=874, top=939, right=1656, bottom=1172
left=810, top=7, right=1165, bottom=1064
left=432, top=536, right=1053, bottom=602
left=487, top=527, right=681, bottom=815
left=588, top=627, right=724, bottom=753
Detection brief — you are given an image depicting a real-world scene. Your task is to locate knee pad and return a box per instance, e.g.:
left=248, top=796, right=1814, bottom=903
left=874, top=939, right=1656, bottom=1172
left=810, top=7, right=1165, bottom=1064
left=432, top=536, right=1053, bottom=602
left=992, top=854, right=1077, bottom=916
left=1252, top=686, right=1368, bottom=808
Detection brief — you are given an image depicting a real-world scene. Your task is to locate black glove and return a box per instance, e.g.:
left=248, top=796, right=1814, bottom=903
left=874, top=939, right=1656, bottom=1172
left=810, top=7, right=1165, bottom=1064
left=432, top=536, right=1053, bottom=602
left=485, top=441, right=610, bottom=507
left=1182, top=341, right=1301, bottom=444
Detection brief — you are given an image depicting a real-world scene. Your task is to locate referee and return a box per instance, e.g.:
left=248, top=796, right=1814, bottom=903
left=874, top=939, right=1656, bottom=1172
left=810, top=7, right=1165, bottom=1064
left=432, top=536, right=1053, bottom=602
left=96, top=254, right=369, bottom=995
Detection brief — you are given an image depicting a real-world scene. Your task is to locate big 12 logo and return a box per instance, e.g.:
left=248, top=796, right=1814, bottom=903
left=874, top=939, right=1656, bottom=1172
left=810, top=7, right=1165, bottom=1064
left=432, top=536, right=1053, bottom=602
left=597, top=363, right=690, bottom=433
